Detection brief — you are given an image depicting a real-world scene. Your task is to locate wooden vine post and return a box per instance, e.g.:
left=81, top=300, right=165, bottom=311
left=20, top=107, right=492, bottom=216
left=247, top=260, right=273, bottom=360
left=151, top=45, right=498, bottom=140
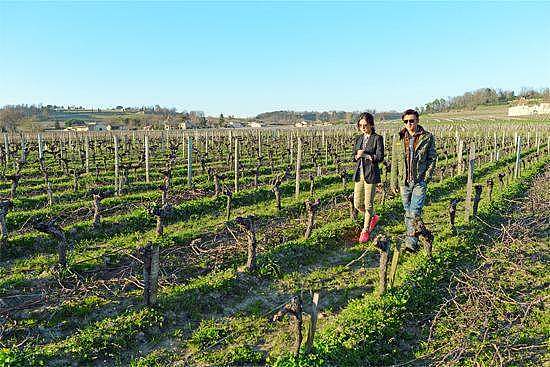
left=234, top=138, right=239, bottom=192
left=257, top=130, right=262, bottom=157
left=141, top=241, right=160, bottom=306
left=388, top=244, right=400, bottom=289
left=492, top=131, right=498, bottom=162
left=464, top=144, right=475, bottom=223
left=113, top=135, right=119, bottom=194
left=289, top=133, right=294, bottom=165
left=187, top=136, right=193, bottom=186
left=84, top=135, right=89, bottom=174
left=457, top=139, right=464, bottom=174
left=295, top=137, right=302, bottom=198
left=37, top=133, right=44, bottom=161
left=144, top=135, right=150, bottom=183
left=374, top=235, right=390, bottom=296
left=514, top=134, right=521, bottom=179
left=305, top=292, right=320, bottom=355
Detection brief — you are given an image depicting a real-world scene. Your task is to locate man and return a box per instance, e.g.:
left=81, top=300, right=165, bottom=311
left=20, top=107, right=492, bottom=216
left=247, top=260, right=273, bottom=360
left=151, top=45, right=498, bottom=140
left=398, top=109, right=437, bottom=252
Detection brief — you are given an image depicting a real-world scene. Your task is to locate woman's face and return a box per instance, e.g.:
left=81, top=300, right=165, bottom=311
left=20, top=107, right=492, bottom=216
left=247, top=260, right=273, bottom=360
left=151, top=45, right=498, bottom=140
left=358, top=118, right=373, bottom=134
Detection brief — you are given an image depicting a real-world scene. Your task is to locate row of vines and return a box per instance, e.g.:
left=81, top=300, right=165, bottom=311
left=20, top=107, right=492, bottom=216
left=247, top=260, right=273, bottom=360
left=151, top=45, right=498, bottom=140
left=0, top=119, right=549, bottom=366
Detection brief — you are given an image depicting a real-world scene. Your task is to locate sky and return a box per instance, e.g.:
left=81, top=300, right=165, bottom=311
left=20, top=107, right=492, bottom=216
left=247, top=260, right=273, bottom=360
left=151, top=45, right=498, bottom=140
left=1, top=1, right=549, bottom=117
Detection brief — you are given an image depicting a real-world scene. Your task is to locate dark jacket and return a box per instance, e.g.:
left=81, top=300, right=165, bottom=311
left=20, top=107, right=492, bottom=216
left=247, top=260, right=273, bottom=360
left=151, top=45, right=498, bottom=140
left=352, top=133, right=384, bottom=183
left=398, top=125, right=437, bottom=185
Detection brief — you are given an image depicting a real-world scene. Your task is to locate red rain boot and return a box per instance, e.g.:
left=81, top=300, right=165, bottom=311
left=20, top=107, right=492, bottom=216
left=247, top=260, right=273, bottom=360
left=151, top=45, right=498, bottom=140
left=359, top=229, right=370, bottom=243
left=368, top=214, right=380, bottom=233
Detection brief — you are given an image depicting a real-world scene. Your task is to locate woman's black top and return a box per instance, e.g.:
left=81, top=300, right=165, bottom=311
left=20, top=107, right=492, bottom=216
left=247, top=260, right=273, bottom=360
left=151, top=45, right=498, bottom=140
left=352, top=133, right=384, bottom=184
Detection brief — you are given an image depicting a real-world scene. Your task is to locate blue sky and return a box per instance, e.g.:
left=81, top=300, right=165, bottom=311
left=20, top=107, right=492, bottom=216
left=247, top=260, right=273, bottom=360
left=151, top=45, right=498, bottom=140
left=1, top=1, right=549, bottom=117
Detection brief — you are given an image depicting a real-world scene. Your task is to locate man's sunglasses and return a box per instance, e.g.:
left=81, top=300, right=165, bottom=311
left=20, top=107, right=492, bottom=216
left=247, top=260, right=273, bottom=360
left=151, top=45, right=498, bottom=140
left=403, top=119, right=417, bottom=124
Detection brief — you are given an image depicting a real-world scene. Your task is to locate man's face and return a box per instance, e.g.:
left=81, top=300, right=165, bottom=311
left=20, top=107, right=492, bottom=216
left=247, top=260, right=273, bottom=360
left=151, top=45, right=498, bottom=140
left=403, top=114, right=418, bottom=134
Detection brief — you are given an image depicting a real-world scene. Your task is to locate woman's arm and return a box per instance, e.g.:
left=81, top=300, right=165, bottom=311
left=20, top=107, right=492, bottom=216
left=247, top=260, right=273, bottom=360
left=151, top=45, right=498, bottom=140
left=352, top=135, right=361, bottom=162
left=371, top=135, right=384, bottom=163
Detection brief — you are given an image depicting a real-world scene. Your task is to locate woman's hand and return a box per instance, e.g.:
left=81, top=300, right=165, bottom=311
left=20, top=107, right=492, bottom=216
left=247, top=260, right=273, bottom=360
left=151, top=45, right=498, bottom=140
left=355, top=149, right=364, bottom=160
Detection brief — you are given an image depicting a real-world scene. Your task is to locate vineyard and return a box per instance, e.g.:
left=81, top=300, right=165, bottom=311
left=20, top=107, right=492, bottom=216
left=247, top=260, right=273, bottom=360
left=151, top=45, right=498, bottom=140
left=0, top=120, right=548, bottom=366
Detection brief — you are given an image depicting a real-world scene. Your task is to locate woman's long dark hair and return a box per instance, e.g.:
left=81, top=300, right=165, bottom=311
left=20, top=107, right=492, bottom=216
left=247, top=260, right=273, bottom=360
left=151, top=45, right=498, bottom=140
left=356, top=112, right=376, bottom=134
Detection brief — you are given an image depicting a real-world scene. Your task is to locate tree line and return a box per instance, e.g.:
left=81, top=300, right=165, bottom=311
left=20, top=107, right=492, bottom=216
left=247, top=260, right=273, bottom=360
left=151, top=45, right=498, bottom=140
left=421, top=87, right=550, bottom=114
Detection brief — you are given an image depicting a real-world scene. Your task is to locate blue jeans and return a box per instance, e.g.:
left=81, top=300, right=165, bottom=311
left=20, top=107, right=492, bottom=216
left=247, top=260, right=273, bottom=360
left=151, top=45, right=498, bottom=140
left=400, top=180, right=427, bottom=248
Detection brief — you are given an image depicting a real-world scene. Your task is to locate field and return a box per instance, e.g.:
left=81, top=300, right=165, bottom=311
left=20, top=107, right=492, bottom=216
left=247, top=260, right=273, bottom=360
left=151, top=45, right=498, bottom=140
left=0, top=120, right=548, bottom=366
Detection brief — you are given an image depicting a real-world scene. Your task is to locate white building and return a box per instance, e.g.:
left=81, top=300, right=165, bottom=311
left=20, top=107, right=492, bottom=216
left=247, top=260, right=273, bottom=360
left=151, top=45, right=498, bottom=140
left=87, top=122, right=108, bottom=131
left=508, top=103, right=550, bottom=116
left=228, top=121, right=244, bottom=128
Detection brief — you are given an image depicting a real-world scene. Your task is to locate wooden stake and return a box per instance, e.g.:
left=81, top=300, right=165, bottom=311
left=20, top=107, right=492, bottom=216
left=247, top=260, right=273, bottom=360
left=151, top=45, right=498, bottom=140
left=305, top=292, right=320, bottom=355
left=514, top=134, right=521, bottom=179
left=387, top=245, right=401, bottom=288
left=464, top=144, right=475, bottom=223
left=142, top=241, right=160, bottom=306
left=113, top=135, right=119, bottom=194
left=295, top=137, right=302, bottom=198
left=38, top=133, right=44, bottom=160
left=187, top=136, right=193, bottom=186
left=374, top=235, right=390, bottom=296
left=234, top=138, right=239, bottom=192
left=85, top=135, right=89, bottom=174
left=145, top=135, right=150, bottom=183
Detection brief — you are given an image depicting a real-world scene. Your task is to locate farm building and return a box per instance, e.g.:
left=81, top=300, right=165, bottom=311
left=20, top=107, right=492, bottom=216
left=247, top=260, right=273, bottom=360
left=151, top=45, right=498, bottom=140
left=64, top=121, right=107, bottom=131
left=508, top=103, right=550, bottom=116
left=249, top=121, right=264, bottom=128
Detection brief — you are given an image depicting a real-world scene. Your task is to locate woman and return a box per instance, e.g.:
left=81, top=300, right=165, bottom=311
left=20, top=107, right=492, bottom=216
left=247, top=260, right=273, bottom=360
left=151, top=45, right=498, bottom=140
left=352, top=112, right=384, bottom=243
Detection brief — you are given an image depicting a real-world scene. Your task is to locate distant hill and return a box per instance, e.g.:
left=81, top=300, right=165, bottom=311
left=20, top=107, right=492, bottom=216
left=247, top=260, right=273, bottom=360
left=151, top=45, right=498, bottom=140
left=421, top=87, right=550, bottom=114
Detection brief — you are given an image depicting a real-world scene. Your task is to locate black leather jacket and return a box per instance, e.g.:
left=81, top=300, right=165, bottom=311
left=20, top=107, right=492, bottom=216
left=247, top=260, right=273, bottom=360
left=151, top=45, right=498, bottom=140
left=352, top=133, right=384, bottom=184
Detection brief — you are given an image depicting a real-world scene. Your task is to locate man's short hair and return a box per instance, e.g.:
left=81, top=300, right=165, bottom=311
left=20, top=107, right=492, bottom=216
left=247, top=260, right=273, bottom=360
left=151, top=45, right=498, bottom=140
left=401, top=109, right=419, bottom=120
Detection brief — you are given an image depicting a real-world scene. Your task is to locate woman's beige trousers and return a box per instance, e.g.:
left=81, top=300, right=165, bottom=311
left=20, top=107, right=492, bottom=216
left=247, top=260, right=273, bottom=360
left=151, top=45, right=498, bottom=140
left=353, top=172, right=376, bottom=230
